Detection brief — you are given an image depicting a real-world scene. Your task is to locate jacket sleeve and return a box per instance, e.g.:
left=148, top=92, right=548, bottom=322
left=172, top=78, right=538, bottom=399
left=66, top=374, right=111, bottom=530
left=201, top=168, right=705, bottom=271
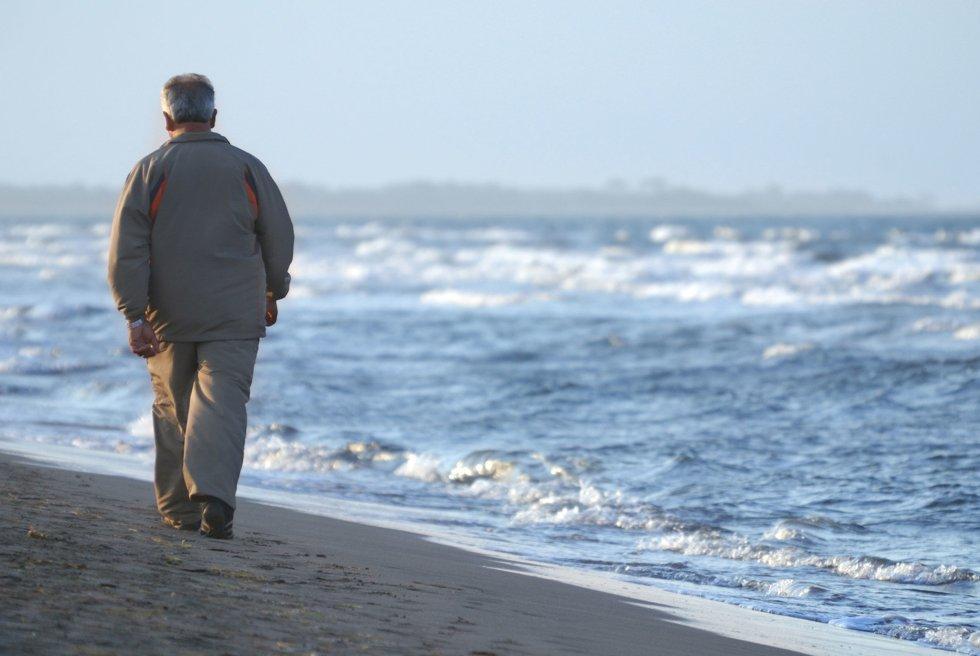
left=107, top=163, right=153, bottom=322
left=249, top=161, right=294, bottom=300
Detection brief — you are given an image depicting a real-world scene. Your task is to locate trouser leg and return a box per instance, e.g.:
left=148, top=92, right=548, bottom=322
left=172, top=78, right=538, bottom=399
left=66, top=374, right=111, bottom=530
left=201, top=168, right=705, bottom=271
left=146, top=341, right=199, bottom=523
left=183, top=339, right=259, bottom=509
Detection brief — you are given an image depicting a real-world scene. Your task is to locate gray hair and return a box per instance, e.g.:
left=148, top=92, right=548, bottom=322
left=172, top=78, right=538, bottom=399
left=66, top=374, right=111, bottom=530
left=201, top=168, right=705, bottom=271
left=160, top=73, right=215, bottom=123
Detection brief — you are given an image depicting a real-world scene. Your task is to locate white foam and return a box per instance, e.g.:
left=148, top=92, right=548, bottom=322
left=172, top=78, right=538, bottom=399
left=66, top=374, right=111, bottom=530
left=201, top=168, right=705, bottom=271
left=828, top=616, right=979, bottom=653
left=127, top=413, right=154, bottom=439
left=420, top=289, right=544, bottom=308
left=243, top=435, right=401, bottom=474
left=745, top=578, right=820, bottom=598
left=633, top=281, right=734, bottom=302
left=648, top=224, right=688, bottom=242
left=763, top=342, right=814, bottom=360
left=923, top=626, right=975, bottom=649
left=742, top=287, right=802, bottom=306
left=713, top=226, right=740, bottom=240
left=829, top=615, right=896, bottom=632
left=953, top=323, right=980, bottom=340
left=9, top=223, right=75, bottom=239
left=334, top=222, right=387, bottom=238
left=394, top=453, right=443, bottom=482
left=662, top=238, right=718, bottom=255
left=957, top=228, right=980, bottom=245
left=910, top=317, right=958, bottom=333
left=763, top=522, right=805, bottom=541
left=250, top=219, right=980, bottom=316
left=639, top=530, right=978, bottom=585
left=447, top=457, right=515, bottom=483
left=762, top=227, right=819, bottom=242
left=949, top=263, right=980, bottom=283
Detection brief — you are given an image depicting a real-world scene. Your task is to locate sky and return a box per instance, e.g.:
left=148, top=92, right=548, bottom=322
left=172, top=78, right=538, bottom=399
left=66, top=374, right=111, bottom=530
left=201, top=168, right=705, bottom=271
left=2, top=1, right=978, bottom=207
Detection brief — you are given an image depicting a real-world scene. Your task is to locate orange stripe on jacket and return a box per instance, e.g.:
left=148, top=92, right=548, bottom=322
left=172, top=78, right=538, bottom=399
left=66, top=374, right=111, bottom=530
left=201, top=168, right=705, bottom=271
left=149, top=178, right=168, bottom=223
left=244, top=175, right=258, bottom=214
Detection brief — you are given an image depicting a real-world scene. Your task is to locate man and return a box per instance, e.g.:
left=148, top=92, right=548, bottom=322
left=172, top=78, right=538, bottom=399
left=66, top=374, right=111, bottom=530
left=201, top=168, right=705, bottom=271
left=108, top=73, right=294, bottom=539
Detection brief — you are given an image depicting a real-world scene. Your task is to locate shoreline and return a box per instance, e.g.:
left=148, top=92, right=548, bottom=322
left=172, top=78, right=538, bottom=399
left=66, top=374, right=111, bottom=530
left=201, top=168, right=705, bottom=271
left=0, top=442, right=940, bottom=655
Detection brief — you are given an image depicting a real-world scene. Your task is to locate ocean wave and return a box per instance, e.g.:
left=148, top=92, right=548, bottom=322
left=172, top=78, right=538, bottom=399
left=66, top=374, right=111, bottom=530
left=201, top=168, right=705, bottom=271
left=243, top=431, right=403, bottom=474
left=0, top=355, right=109, bottom=376
left=0, top=252, right=91, bottom=268
left=387, top=450, right=682, bottom=533
left=830, top=616, right=980, bottom=652
left=633, top=281, right=734, bottom=302
left=954, top=323, right=980, bottom=340
left=638, top=530, right=978, bottom=585
left=334, top=222, right=388, bottom=239
left=614, top=563, right=828, bottom=600
left=648, top=224, right=688, bottom=242
left=762, top=342, right=814, bottom=360
left=761, top=227, right=818, bottom=243
left=0, top=303, right=110, bottom=323
left=312, top=226, right=802, bottom=301
left=127, top=413, right=154, bottom=439
left=239, top=440, right=977, bottom=591
left=910, top=317, right=960, bottom=333
left=6, top=216, right=980, bottom=317
left=447, top=452, right=517, bottom=483
left=764, top=516, right=867, bottom=536
left=420, top=288, right=550, bottom=308
left=145, top=218, right=980, bottom=315
left=955, top=228, right=980, bottom=246
left=393, top=452, right=442, bottom=482
left=160, top=422, right=980, bottom=592
left=740, top=577, right=826, bottom=598
left=8, top=223, right=80, bottom=239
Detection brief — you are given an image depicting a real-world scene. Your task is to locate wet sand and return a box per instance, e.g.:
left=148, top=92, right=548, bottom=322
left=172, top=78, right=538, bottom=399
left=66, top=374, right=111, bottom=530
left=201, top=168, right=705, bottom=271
left=0, top=451, right=933, bottom=655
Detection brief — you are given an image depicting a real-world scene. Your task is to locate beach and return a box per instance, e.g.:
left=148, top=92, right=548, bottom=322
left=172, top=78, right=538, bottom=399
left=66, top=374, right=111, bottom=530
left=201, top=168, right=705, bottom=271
left=1, top=449, right=941, bottom=656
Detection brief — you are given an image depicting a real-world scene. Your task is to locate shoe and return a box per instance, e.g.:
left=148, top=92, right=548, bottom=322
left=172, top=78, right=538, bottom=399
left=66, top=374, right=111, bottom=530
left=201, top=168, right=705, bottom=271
left=162, top=515, right=201, bottom=531
left=199, top=497, right=234, bottom=539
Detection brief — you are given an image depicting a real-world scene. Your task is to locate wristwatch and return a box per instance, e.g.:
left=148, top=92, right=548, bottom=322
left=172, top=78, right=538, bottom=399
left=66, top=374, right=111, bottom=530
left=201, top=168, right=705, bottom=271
left=128, top=317, right=145, bottom=329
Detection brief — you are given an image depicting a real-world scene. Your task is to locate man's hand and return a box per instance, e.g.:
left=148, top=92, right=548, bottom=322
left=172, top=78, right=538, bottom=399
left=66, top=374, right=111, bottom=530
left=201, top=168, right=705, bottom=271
left=265, top=298, right=278, bottom=326
left=128, top=321, right=161, bottom=358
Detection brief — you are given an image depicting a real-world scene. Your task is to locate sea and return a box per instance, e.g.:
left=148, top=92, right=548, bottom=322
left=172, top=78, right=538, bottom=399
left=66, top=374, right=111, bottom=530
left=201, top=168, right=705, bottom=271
left=0, top=214, right=977, bottom=653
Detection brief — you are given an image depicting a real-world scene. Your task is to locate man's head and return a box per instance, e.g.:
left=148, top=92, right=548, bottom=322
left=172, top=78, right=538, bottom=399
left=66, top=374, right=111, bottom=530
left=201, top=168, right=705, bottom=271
left=161, top=73, right=216, bottom=134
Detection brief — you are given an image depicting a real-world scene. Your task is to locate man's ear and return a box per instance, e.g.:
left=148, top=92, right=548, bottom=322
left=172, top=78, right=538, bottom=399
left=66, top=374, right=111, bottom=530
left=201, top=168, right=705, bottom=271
left=163, top=112, right=175, bottom=131
left=210, top=109, right=217, bottom=128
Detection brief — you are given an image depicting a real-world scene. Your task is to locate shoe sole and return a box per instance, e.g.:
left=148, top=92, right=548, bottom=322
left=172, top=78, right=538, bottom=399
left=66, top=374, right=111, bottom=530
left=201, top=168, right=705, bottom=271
left=200, top=527, right=233, bottom=539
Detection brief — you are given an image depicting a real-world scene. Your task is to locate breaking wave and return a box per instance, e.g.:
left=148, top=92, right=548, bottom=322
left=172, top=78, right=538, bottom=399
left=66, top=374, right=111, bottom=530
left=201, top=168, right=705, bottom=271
left=638, top=530, right=977, bottom=585
left=238, top=434, right=978, bottom=590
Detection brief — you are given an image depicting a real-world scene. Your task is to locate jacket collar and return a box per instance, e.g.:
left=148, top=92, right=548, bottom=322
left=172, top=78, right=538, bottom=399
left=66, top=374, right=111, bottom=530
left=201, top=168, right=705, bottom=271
left=165, top=130, right=230, bottom=146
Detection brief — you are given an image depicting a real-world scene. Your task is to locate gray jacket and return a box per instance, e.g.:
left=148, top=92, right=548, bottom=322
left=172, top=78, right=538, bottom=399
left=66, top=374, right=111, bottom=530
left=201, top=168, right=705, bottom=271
left=108, top=131, right=294, bottom=341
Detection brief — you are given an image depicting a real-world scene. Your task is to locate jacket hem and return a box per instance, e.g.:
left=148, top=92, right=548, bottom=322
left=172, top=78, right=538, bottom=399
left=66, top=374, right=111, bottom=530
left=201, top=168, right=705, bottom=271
left=158, top=331, right=266, bottom=343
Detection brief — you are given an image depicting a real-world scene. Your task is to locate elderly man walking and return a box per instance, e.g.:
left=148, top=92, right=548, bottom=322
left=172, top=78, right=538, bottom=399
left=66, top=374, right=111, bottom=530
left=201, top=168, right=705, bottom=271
left=108, top=74, right=294, bottom=539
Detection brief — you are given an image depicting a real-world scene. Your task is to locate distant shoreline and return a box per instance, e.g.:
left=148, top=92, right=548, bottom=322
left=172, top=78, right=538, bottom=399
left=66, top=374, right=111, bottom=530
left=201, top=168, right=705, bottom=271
left=2, top=180, right=974, bottom=220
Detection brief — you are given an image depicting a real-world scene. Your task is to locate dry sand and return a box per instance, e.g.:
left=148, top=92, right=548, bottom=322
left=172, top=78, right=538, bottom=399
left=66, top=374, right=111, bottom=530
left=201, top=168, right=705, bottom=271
left=0, top=451, right=936, bottom=655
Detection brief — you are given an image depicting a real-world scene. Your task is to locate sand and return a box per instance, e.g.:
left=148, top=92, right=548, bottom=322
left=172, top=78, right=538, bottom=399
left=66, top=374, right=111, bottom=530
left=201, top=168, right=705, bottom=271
left=0, top=450, right=938, bottom=655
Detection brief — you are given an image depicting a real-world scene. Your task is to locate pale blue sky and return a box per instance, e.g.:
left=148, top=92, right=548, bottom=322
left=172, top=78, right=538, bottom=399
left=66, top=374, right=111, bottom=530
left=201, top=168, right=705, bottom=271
left=2, top=1, right=978, bottom=206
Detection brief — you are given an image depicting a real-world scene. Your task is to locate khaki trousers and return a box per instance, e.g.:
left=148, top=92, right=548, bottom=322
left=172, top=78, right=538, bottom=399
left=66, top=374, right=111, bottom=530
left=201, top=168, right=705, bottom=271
left=146, top=339, right=259, bottom=522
